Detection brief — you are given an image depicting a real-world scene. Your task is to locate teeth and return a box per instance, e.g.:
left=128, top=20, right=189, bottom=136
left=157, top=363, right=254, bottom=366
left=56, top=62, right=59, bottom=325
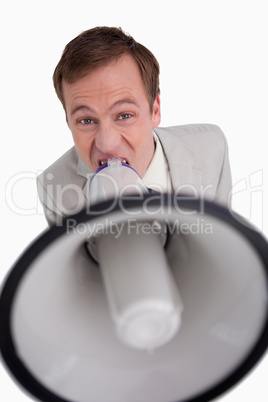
left=100, top=158, right=128, bottom=166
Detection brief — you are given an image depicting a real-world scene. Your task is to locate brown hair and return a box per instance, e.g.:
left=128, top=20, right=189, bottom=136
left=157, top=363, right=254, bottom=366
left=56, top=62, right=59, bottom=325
left=53, top=26, right=160, bottom=111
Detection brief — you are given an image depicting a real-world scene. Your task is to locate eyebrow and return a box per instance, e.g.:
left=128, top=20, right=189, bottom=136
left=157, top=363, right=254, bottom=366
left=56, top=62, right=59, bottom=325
left=71, top=98, right=139, bottom=117
left=109, top=98, right=139, bottom=111
left=71, top=105, right=93, bottom=116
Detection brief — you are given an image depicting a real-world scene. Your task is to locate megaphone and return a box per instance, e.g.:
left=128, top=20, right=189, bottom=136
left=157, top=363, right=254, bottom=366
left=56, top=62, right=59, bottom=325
left=0, top=163, right=267, bottom=402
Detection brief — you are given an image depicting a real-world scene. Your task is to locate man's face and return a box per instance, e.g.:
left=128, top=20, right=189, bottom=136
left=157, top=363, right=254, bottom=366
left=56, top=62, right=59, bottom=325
left=62, top=54, right=161, bottom=177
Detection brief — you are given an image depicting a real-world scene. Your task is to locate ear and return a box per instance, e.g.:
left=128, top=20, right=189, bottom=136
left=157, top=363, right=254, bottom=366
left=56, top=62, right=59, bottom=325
left=152, top=94, right=161, bottom=128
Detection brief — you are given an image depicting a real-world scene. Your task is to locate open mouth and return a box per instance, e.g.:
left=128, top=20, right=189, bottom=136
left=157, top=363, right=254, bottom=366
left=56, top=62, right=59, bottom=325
left=99, top=158, right=129, bottom=166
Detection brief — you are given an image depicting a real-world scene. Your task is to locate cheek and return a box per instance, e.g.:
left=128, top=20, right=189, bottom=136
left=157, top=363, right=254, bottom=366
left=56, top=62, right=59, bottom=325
left=75, top=137, right=95, bottom=170
left=133, top=117, right=153, bottom=144
left=71, top=130, right=92, bottom=153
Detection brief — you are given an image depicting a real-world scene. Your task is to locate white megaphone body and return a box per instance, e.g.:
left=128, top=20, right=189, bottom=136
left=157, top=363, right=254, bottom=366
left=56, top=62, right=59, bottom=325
left=0, top=157, right=267, bottom=402
left=87, top=158, right=183, bottom=351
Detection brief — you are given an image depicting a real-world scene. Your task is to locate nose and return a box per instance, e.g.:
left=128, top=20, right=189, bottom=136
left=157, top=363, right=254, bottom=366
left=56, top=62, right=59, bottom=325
left=95, top=123, right=122, bottom=155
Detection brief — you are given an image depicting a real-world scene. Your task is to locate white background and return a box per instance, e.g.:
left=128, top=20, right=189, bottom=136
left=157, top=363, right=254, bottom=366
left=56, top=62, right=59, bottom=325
left=0, top=0, right=267, bottom=401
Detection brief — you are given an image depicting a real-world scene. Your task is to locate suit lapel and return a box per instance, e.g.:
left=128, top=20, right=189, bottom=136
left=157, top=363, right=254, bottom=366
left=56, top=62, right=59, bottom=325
left=169, top=164, right=202, bottom=194
left=155, top=127, right=202, bottom=194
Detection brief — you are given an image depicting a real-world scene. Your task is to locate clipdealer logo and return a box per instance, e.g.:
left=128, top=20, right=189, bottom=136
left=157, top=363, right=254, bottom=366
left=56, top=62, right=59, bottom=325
left=4, top=169, right=265, bottom=235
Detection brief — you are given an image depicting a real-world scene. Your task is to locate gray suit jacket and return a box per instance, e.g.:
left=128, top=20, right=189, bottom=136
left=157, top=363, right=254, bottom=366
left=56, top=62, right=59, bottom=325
left=37, top=124, right=232, bottom=226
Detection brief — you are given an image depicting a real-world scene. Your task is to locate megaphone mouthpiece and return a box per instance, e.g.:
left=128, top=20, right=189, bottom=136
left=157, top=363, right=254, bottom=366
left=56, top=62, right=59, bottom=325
left=89, top=157, right=149, bottom=205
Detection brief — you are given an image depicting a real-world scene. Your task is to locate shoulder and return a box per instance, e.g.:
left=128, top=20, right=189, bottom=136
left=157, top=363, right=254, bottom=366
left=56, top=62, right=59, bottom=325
left=154, top=124, right=227, bottom=159
left=154, top=123, right=225, bottom=144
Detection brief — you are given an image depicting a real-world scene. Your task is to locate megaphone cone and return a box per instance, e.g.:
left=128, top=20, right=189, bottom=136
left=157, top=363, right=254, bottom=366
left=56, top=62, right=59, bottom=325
left=0, top=195, right=267, bottom=402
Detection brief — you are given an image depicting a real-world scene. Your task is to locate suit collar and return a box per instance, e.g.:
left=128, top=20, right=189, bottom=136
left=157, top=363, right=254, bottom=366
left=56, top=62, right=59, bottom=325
left=154, top=127, right=195, bottom=167
left=154, top=127, right=202, bottom=192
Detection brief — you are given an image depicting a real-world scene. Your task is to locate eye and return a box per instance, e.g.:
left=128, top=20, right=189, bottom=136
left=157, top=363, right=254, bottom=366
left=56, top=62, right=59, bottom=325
left=118, top=114, right=131, bottom=120
left=80, top=118, right=93, bottom=125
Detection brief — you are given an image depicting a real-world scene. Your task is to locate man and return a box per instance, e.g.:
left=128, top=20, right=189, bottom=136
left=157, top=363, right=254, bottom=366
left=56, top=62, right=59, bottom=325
left=37, top=26, right=232, bottom=226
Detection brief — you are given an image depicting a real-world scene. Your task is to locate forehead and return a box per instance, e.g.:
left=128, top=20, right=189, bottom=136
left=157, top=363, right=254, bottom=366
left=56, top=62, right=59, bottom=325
left=62, top=54, right=147, bottom=107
